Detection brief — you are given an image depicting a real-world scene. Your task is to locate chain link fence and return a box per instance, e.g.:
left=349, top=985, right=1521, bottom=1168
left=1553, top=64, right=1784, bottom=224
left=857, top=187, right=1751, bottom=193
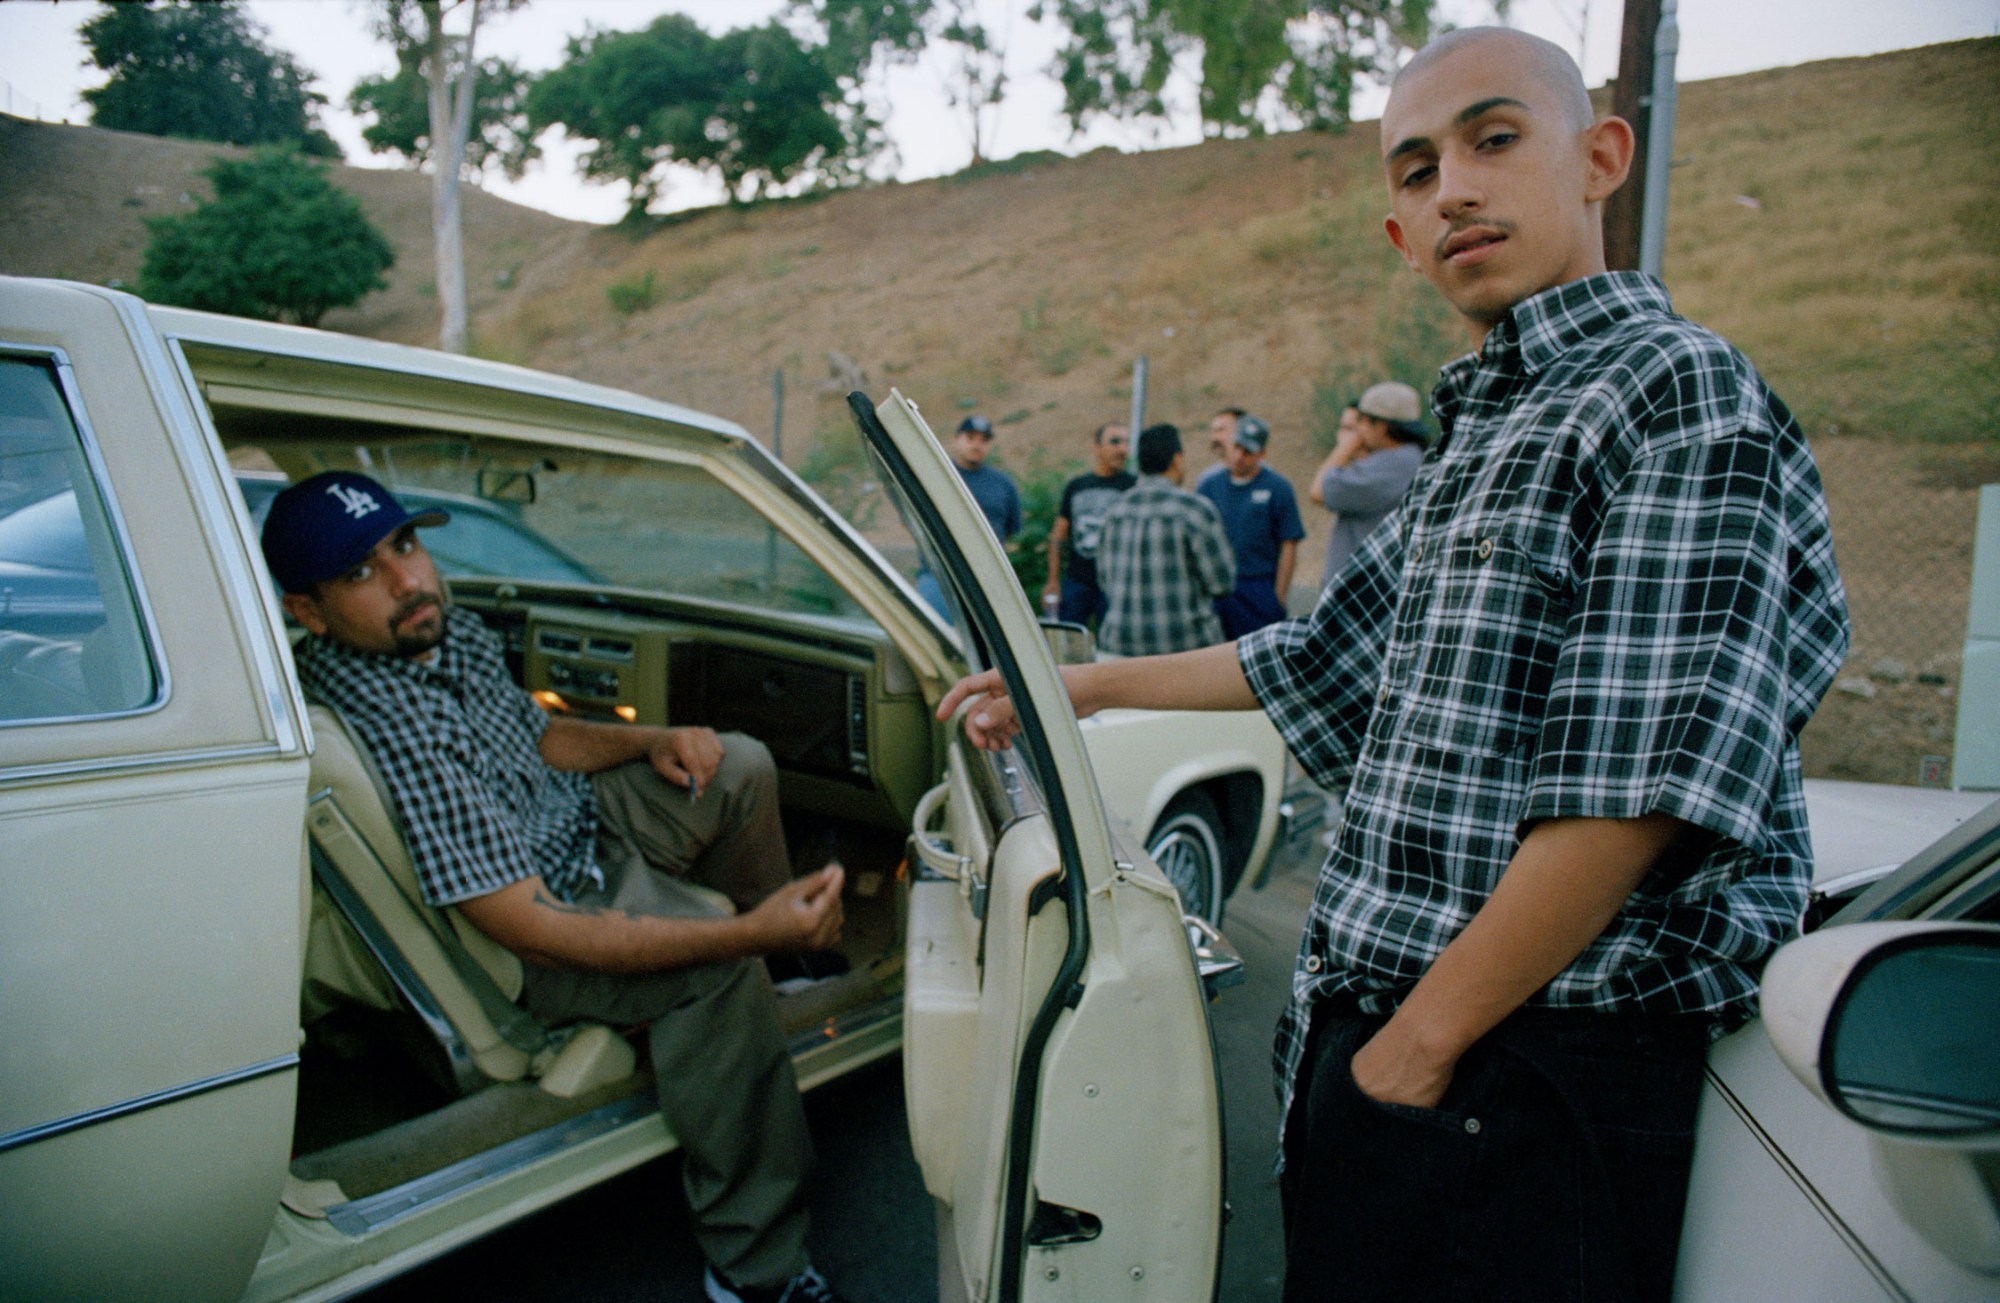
left=1797, top=434, right=1998, bottom=787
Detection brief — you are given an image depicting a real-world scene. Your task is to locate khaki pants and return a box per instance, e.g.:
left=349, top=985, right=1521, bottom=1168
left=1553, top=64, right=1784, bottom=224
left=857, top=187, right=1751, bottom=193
left=520, top=733, right=812, bottom=1290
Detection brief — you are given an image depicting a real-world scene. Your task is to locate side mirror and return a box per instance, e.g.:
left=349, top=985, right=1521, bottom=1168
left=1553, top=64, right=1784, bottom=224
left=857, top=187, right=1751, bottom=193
left=1764, top=923, right=2000, bottom=1136
left=1762, top=922, right=2000, bottom=1273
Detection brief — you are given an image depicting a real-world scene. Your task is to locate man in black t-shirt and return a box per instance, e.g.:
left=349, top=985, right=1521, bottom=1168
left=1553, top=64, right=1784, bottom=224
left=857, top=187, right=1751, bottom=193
left=1043, top=422, right=1136, bottom=625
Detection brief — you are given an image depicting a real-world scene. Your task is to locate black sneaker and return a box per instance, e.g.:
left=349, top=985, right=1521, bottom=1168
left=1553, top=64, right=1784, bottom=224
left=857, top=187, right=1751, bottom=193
left=766, top=950, right=851, bottom=994
left=704, top=1263, right=847, bottom=1303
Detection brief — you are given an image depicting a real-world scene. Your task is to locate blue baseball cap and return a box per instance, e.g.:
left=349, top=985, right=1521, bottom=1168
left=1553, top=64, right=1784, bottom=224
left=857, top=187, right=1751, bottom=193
left=260, top=471, right=448, bottom=593
left=1231, top=415, right=1271, bottom=453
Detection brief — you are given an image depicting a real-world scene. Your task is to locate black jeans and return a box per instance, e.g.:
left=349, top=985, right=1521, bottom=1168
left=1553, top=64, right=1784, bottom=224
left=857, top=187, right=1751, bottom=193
left=1280, top=1003, right=1709, bottom=1303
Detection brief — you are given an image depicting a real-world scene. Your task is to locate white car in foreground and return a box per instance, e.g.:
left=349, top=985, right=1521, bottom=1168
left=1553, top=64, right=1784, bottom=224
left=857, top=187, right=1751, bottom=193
left=0, top=273, right=1992, bottom=1303
left=1675, top=781, right=1999, bottom=1302
left=0, top=276, right=1283, bottom=1302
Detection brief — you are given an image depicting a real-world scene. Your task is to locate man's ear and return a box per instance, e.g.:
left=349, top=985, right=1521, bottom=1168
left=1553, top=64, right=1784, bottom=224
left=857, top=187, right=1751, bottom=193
left=282, top=590, right=328, bottom=635
left=1582, top=115, right=1636, bottom=204
left=1384, top=215, right=1421, bottom=271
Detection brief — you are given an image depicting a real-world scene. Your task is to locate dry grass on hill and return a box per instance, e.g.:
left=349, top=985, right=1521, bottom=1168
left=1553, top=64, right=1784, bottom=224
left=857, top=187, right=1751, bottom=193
left=3, top=38, right=1996, bottom=784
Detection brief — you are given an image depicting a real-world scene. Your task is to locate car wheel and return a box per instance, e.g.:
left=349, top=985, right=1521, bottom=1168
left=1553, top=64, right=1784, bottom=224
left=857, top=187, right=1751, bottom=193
left=1148, top=790, right=1227, bottom=926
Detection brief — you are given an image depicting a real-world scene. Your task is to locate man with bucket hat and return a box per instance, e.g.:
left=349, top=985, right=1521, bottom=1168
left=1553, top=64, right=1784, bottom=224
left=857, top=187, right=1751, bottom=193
left=1308, top=381, right=1430, bottom=588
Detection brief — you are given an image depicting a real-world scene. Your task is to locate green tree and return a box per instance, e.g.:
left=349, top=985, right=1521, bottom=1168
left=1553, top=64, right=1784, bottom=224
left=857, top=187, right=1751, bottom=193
left=80, top=0, right=339, bottom=156
left=788, top=0, right=1012, bottom=167
left=139, top=150, right=394, bottom=327
left=1031, top=0, right=1441, bottom=137
left=528, top=14, right=852, bottom=220
left=348, top=51, right=539, bottom=179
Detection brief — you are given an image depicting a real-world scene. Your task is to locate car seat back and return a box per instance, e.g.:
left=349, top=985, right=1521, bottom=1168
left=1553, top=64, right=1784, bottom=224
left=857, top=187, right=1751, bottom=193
left=302, top=703, right=633, bottom=1098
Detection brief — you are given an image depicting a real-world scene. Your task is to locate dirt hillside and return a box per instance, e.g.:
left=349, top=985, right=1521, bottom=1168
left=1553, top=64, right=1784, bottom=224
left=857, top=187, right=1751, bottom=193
left=4, top=38, right=1997, bottom=785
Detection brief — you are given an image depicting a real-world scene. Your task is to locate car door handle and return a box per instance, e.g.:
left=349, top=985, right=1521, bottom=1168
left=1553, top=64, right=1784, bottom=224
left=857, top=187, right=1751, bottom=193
left=1185, top=914, right=1246, bottom=1000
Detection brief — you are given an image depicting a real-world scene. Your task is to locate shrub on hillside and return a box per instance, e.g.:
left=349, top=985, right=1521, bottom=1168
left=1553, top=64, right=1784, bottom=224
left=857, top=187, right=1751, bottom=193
left=607, top=270, right=658, bottom=316
left=139, top=150, right=394, bottom=327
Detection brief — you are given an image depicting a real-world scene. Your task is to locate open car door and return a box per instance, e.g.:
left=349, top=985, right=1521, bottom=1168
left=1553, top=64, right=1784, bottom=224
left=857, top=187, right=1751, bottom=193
left=850, top=391, right=1225, bottom=1302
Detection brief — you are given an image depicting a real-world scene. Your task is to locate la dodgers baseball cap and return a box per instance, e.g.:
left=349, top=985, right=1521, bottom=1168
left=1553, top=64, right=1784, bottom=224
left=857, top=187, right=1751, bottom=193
left=260, top=470, right=449, bottom=593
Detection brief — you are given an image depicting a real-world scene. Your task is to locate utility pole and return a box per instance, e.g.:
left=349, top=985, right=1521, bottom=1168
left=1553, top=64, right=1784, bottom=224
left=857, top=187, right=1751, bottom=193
left=1636, top=1, right=1680, bottom=276
left=1127, top=357, right=1148, bottom=448
left=1603, top=0, right=1661, bottom=272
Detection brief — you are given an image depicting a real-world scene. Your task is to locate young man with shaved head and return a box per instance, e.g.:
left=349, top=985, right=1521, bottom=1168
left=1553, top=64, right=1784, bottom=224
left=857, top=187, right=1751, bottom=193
left=937, top=26, right=1847, bottom=1302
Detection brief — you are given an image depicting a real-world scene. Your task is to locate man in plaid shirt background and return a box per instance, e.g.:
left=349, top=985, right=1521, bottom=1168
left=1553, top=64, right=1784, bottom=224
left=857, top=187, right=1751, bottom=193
left=939, top=25, right=1847, bottom=1303
left=1095, top=422, right=1237, bottom=656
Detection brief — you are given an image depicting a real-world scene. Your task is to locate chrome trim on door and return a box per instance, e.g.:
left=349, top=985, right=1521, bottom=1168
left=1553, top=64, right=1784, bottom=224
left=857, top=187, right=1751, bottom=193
left=0, top=739, right=289, bottom=786
left=0, top=1053, right=298, bottom=1156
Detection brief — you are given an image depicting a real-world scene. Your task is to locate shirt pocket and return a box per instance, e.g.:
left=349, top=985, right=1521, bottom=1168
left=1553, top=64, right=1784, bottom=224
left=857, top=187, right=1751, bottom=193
left=1399, top=529, right=1573, bottom=757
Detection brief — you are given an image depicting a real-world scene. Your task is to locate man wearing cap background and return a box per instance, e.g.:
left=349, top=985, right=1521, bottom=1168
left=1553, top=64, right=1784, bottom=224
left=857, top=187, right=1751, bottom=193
left=916, top=414, right=1024, bottom=618
left=1196, top=412, right=1306, bottom=639
left=947, top=414, right=1021, bottom=542
left=262, top=470, right=853, bottom=1303
left=1308, top=381, right=1430, bottom=588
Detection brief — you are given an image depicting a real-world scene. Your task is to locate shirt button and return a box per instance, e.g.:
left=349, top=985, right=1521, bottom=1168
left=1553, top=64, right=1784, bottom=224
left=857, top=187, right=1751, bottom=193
left=1304, top=955, right=1323, bottom=973
left=1409, top=541, right=1422, bottom=563
left=1477, top=538, right=1495, bottom=560
left=1464, top=1117, right=1482, bottom=1135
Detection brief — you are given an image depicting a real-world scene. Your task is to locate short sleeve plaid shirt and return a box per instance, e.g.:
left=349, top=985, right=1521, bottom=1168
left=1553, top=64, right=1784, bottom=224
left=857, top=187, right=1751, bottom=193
left=294, top=605, right=603, bottom=906
left=1096, top=475, right=1238, bottom=655
left=1238, top=273, right=1850, bottom=1129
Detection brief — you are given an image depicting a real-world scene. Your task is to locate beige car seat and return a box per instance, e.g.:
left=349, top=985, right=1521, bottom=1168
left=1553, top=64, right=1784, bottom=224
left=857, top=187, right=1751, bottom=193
left=301, top=702, right=635, bottom=1099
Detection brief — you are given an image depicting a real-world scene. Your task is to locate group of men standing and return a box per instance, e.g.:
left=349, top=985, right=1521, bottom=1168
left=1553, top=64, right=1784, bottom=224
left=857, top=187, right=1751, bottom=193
left=945, top=385, right=1433, bottom=658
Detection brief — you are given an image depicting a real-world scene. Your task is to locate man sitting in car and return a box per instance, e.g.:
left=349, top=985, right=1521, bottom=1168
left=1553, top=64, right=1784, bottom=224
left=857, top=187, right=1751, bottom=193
left=261, top=470, right=851, bottom=1303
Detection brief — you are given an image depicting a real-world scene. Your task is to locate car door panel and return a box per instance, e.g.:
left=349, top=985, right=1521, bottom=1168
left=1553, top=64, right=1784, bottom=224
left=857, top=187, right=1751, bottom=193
left=1682, top=995, right=1999, bottom=1301
left=1679, top=1031, right=1907, bottom=1301
left=0, top=280, right=305, bottom=1302
left=859, top=389, right=1223, bottom=1302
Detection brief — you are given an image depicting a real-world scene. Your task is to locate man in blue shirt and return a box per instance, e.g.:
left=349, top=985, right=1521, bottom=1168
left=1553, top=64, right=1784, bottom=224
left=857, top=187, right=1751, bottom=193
left=917, top=415, right=1022, bottom=617
left=1196, top=413, right=1305, bottom=638
left=949, top=414, right=1020, bottom=541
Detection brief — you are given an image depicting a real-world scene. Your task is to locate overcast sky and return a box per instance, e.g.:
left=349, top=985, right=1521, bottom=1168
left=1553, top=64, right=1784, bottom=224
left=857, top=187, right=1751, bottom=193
left=3, top=0, right=1995, bottom=223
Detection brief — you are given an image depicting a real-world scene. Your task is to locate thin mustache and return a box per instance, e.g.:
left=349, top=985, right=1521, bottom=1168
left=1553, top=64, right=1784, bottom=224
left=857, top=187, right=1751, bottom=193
left=1435, top=218, right=1515, bottom=261
left=393, top=593, right=440, bottom=623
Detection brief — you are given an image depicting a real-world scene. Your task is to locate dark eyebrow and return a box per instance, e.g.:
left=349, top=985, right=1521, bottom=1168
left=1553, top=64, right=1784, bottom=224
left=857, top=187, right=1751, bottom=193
left=1385, top=95, right=1533, bottom=165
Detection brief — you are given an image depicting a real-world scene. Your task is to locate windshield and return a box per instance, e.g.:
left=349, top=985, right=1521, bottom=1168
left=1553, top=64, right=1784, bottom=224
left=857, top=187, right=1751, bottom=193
left=233, top=440, right=871, bottom=622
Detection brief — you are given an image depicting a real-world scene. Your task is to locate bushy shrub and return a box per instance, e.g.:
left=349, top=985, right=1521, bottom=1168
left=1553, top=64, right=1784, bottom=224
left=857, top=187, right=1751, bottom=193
left=139, top=149, right=392, bottom=325
left=606, top=269, right=658, bottom=316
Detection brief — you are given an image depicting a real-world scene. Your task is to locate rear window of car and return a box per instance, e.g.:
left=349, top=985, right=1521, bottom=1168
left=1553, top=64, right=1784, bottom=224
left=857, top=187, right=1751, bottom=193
left=0, top=354, right=159, bottom=724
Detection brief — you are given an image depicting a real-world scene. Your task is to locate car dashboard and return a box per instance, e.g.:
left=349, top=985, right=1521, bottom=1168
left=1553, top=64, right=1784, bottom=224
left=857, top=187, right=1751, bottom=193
left=455, top=584, right=936, bottom=831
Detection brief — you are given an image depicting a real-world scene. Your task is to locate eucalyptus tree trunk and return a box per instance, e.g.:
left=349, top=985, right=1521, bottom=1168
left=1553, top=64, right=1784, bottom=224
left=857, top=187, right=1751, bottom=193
left=421, top=0, right=480, bottom=354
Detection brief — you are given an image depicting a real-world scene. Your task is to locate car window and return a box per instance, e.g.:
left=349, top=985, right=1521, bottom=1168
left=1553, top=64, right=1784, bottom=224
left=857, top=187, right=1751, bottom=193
left=233, top=441, right=870, bottom=623
left=0, top=355, right=159, bottom=723
left=236, top=474, right=599, bottom=588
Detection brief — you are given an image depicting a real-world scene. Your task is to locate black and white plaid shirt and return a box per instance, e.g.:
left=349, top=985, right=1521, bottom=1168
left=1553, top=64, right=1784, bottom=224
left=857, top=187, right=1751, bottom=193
left=1096, top=475, right=1237, bottom=655
left=295, top=605, right=603, bottom=906
left=1239, top=273, right=1849, bottom=1126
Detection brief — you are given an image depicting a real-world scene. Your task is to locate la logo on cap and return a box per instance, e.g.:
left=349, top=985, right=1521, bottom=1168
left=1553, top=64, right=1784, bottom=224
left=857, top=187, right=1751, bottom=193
left=327, top=481, right=381, bottom=519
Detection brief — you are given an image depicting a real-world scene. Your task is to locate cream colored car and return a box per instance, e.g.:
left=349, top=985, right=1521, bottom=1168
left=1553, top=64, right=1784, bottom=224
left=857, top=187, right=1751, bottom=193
left=0, top=276, right=1288, bottom=1301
